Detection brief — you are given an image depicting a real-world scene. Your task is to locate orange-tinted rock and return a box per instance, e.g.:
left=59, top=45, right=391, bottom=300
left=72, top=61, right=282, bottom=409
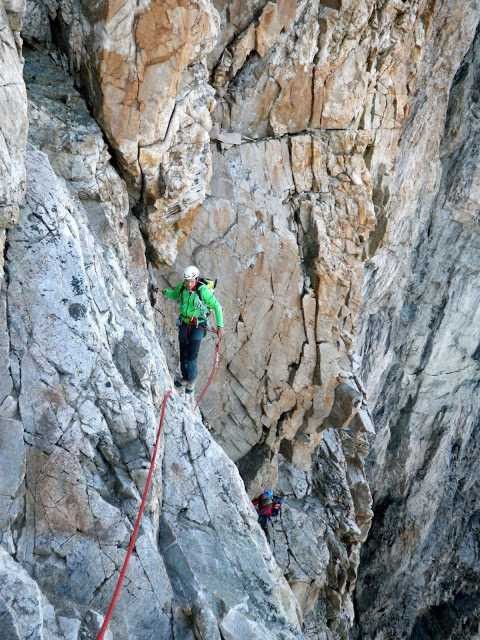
left=256, top=0, right=296, bottom=58
left=270, top=65, right=313, bottom=134
left=51, top=0, right=220, bottom=263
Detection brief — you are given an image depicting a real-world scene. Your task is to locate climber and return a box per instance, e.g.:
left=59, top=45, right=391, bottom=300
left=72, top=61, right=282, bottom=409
left=162, top=265, right=224, bottom=394
left=252, top=489, right=283, bottom=541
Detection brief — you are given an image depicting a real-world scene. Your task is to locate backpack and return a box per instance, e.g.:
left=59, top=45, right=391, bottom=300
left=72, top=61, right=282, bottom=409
left=253, top=491, right=283, bottom=518
left=197, top=277, right=217, bottom=291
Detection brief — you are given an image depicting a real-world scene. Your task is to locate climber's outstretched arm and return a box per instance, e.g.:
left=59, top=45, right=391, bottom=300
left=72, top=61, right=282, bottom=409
left=162, top=282, right=183, bottom=300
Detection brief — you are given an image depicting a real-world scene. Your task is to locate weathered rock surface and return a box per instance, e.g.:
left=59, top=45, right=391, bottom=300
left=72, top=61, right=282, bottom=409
left=165, top=0, right=449, bottom=472
left=23, top=0, right=220, bottom=265
left=0, top=45, right=305, bottom=640
left=151, top=0, right=427, bottom=635
left=210, top=0, right=423, bottom=138
left=152, top=1, right=480, bottom=637
left=0, top=0, right=28, bottom=276
left=156, top=132, right=375, bottom=461
left=154, top=120, right=375, bottom=632
left=1, top=1, right=478, bottom=640
left=0, top=546, right=63, bottom=639
left=354, top=6, right=480, bottom=640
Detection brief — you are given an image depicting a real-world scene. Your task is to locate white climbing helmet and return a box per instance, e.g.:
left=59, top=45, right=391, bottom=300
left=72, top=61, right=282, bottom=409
left=183, top=265, right=199, bottom=281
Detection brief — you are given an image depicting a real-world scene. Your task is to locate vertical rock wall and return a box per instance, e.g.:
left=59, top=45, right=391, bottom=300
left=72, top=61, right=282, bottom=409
left=159, top=0, right=439, bottom=464
left=153, top=1, right=453, bottom=634
left=0, top=38, right=304, bottom=638
left=0, top=0, right=28, bottom=276
left=24, top=0, right=220, bottom=264
left=2, top=1, right=378, bottom=636
left=1, top=0, right=479, bottom=639
left=354, top=4, right=480, bottom=639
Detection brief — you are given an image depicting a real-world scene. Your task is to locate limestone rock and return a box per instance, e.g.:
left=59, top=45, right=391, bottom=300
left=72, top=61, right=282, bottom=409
left=22, top=0, right=53, bottom=44
left=0, top=547, right=63, bottom=639
left=153, top=129, right=374, bottom=639
left=354, top=4, right=480, bottom=639
left=0, top=0, right=28, bottom=255
left=255, top=0, right=296, bottom=58
left=160, top=408, right=302, bottom=639
left=0, top=5, right=28, bottom=557
left=23, top=0, right=220, bottom=264
left=153, top=1, right=478, bottom=638
left=0, top=43, right=304, bottom=640
left=275, top=424, right=371, bottom=632
left=0, top=417, right=25, bottom=550
left=3, top=1, right=479, bottom=640
left=210, top=0, right=424, bottom=140
left=156, top=130, right=374, bottom=464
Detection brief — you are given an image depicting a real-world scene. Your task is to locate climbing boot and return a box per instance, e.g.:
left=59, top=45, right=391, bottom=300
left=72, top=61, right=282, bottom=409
left=174, top=374, right=185, bottom=389
left=185, top=380, right=195, bottom=394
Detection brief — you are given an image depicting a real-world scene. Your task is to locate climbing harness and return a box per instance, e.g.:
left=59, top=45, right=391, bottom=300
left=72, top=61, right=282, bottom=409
left=97, top=389, right=172, bottom=640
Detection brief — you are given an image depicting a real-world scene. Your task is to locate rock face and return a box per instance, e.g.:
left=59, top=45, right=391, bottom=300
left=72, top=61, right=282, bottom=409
left=154, top=0, right=445, bottom=632
left=24, top=0, right=220, bottom=264
left=0, top=0, right=28, bottom=276
left=0, top=546, right=64, bottom=639
left=1, top=1, right=479, bottom=640
left=160, top=0, right=443, bottom=466
left=0, top=45, right=304, bottom=639
left=354, top=6, right=480, bottom=640
left=155, top=129, right=376, bottom=635
left=1, top=0, right=376, bottom=637
left=153, top=1, right=480, bottom=637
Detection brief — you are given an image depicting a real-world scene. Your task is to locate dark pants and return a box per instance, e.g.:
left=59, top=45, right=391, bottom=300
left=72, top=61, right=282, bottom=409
left=258, top=515, right=271, bottom=542
left=178, top=323, right=206, bottom=382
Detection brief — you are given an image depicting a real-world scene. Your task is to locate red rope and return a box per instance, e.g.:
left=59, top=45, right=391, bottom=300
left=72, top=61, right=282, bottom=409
left=195, top=337, right=222, bottom=409
left=97, top=333, right=219, bottom=636
left=97, top=389, right=172, bottom=640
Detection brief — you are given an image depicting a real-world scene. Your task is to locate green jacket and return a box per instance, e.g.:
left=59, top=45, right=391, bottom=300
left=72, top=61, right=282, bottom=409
left=162, top=282, right=224, bottom=328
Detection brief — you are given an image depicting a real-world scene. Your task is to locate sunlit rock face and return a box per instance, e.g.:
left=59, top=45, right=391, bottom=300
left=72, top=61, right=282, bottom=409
left=24, top=0, right=220, bottom=264
left=0, top=41, right=303, bottom=639
left=0, top=0, right=479, bottom=639
left=164, top=0, right=437, bottom=463
left=153, top=0, right=431, bottom=632
left=155, top=130, right=375, bottom=635
left=354, top=9, right=480, bottom=640
left=152, top=1, right=480, bottom=637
